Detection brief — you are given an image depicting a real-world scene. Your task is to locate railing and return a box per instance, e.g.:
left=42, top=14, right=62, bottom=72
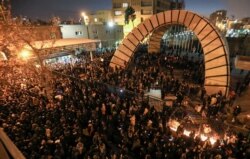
left=0, top=128, right=26, bottom=159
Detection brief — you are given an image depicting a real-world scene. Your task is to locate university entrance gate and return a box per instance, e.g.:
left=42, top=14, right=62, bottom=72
left=110, top=10, right=230, bottom=96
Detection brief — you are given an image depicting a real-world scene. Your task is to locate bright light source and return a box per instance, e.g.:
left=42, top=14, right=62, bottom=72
left=209, top=137, right=217, bottom=145
left=200, top=134, right=208, bottom=141
left=100, top=58, right=104, bottom=62
left=108, top=21, right=114, bottom=27
left=94, top=18, right=98, bottom=22
left=81, top=12, right=86, bottom=17
left=168, top=119, right=180, bottom=132
left=183, top=130, right=191, bottom=137
left=19, top=49, right=31, bottom=60
left=35, top=64, right=41, bottom=68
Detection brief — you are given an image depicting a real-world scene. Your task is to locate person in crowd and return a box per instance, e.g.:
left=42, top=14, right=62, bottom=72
left=0, top=49, right=249, bottom=159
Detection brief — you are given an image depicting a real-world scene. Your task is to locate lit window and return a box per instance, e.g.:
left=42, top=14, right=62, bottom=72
left=141, top=9, right=152, bottom=15
left=122, top=3, right=128, bottom=8
left=115, top=11, right=122, bottom=16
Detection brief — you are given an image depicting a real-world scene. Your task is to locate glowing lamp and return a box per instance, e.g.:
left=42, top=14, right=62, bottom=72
left=200, top=134, right=208, bottom=141
left=168, top=119, right=180, bottom=132
left=81, top=12, right=86, bottom=17
left=209, top=137, right=217, bottom=145
left=108, top=21, right=114, bottom=27
left=19, top=49, right=31, bottom=60
left=183, top=130, right=191, bottom=137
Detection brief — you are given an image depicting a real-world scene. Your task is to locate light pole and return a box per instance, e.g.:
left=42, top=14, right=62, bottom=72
left=107, top=21, right=114, bottom=48
left=81, top=12, right=89, bottom=39
left=81, top=11, right=92, bottom=78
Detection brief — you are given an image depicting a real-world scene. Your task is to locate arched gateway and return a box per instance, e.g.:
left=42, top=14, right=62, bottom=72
left=110, top=10, right=230, bottom=96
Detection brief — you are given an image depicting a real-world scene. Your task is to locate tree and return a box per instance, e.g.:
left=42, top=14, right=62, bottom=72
left=125, top=6, right=136, bottom=27
left=0, top=1, right=58, bottom=96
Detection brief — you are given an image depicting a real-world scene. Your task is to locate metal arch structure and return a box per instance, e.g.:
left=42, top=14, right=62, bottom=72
left=110, top=10, right=230, bottom=96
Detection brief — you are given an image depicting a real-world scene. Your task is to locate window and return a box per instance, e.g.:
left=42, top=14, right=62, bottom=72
left=92, top=30, right=97, bottom=34
left=141, top=1, right=152, bottom=6
left=141, top=9, right=152, bottom=15
left=106, top=30, right=111, bottom=34
left=132, top=1, right=140, bottom=6
left=114, top=11, right=122, bottom=16
left=122, top=3, right=128, bottom=8
left=135, top=11, right=140, bottom=15
left=75, top=31, right=83, bottom=36
left=113, top=3, right=122, bottom=8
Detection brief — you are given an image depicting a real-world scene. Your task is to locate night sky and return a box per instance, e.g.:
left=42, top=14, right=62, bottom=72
left=11, top=0, right=250, bottom=21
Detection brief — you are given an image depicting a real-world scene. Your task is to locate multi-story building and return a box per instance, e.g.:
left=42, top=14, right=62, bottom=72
left=112, top=0, right=172, bottom=26
left=209, top=10, right=250, bottom=37
left=112, top=0, right=185, bottom=35
left=60, top=24, right=124, bottom=48
left=88, top=10, right=113, bottom=25
left=170, top=0, right=185, bottom=9
left=209, top=10, right=227, bottom=26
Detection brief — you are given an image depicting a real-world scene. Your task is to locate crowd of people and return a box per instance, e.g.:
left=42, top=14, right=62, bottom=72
left=0, top=49, right=250, bottom=159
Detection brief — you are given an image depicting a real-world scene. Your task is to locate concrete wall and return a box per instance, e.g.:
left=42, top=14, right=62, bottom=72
left=59, top=24, right=124, bottom=48
left=60, top=24, right=88, bottom=39
left=88, top=24, right=124, bottom=48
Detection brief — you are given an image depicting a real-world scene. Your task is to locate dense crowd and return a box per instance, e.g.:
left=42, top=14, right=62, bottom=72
left=0, top=50, right=250, bottom=159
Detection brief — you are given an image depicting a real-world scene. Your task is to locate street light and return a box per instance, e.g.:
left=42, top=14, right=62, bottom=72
left=81, top=11, right=89, bottom=38
left=81, top=12, right=86, bottom=17
left=81, top=12, right=89, bottom=25
left=106, top=21, right=116, bottom=48
left=108, top=21, right=114, bottom=28
left=19, top=49, right=32, bottom=60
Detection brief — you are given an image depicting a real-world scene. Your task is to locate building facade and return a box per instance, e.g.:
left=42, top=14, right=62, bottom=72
left=209, top=10, right=227, bottom=26
left=88, top=10, right=113, bottom=25
left=112, top=0, right=185, bottom=35
left=112, top=0, right=172, bottom=26
left=170, top=0, right=185, bottom=9
left=60, top=25, right=88, bottom=39
left=60, top=24, right=124, bottom=48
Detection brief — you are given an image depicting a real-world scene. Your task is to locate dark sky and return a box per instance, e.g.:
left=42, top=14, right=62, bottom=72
left=11, top=0, right=250, bottom=20
left=11, top=0, right=113, bottom=20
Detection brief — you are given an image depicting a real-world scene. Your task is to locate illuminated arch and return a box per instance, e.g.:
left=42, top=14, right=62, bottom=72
left=110, top=10, right=230, bottom=96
